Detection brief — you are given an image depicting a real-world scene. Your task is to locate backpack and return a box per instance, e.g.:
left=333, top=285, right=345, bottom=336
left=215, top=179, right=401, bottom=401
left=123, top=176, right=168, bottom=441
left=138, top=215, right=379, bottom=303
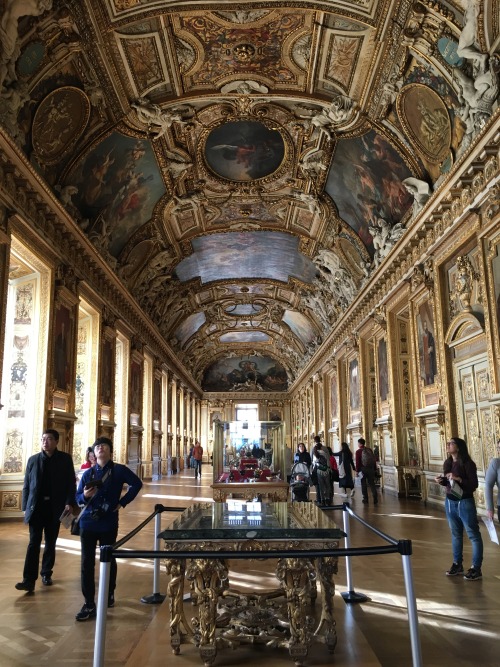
left=361, top=446, right=376, bottom=468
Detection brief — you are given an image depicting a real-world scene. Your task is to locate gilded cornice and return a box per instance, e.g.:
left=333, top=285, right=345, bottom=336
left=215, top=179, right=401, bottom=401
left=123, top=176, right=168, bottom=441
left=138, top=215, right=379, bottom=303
left=0, top=127, right=201, bottom=395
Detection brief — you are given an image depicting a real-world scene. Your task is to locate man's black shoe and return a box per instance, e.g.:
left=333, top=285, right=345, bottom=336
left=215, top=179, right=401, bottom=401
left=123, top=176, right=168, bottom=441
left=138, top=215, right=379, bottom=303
left=108, top=593, right=115, bottom=608
left=15, top=580, right=35, bottom=593
left=75, top=604, right=96, bottom=621
left=42, top=575, right=53, bottom=586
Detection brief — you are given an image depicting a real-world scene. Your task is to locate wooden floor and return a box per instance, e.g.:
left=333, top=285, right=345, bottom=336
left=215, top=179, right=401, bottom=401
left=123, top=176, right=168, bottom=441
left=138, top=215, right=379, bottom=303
left=1, top=468, right=499, bottom=667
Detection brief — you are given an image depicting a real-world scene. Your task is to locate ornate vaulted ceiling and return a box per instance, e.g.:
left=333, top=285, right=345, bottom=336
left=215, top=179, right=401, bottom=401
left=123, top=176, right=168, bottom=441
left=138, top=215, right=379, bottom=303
left=1, top=0, right=498, bottom=390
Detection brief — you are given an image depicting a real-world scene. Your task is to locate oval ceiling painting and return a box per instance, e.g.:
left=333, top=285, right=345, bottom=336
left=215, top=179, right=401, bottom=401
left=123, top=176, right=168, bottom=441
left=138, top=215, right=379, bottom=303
left=204, top=120, right=285, bottom=181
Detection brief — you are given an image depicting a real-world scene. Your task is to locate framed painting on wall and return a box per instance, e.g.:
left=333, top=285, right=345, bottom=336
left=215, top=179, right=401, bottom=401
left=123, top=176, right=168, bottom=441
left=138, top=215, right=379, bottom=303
left=130, top=359, right=143, bottom=414
left=490, top=241, right=500, bottom=342
left=53, top=303, right=73, bottom=392
left=377, top=338, right=389, bottom=402
left=100, top=338, right=113, bottom=406
left=330, top=374, right=338, bottom=419
left=269, top=408, right=282, bottom=422
left=153, top=376, right=161, bottom=422
left=416, top=301, right=437, bottom=386
left=349, top=358, right=360, bottom=411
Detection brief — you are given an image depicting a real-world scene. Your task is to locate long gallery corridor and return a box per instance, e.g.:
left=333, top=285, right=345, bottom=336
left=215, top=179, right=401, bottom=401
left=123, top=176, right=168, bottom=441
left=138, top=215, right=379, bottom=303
left=1, top=470, right=499, bottom=667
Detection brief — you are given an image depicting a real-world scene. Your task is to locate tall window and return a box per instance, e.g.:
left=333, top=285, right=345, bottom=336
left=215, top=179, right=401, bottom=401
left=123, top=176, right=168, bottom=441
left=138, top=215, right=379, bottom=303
left=235, top=407, right=258, bottom=422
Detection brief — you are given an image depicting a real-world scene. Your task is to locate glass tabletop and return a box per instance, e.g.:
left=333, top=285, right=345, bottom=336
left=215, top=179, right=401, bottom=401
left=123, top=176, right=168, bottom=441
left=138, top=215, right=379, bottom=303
left=159, top=501, right=345, bottom=542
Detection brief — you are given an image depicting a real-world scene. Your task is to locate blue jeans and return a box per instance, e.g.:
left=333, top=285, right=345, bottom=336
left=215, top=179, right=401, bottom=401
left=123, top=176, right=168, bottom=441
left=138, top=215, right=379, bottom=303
left=445, top=497, right=483, bottom=569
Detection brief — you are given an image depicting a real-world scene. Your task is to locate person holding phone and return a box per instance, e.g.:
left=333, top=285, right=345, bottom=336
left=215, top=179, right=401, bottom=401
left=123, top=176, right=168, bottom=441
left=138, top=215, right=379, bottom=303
left=75, top=436, right=142, bottom=621
left=435, top=437, right=483, bottom=581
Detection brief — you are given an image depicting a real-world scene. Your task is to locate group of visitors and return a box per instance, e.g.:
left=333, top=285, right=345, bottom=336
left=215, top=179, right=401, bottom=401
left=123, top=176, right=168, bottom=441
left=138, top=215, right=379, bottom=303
left=13, top=426, right=500, bottom=623
left=293, top=436, right=379, bottom=506
left=15, top=429, right=143, bottom=622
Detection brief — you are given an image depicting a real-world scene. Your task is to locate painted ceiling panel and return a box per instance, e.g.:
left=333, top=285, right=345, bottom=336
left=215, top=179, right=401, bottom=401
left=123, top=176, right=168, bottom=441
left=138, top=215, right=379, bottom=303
left=219, top=331, right=270, bottom=343
left=202, top=355, right=288, bottom=392
left=174, top=311, right=206, bottom=346
left=68, top=133, right=165, bottom=257
left=325, top=129, right=413, bottom=255
left=174, top=232, right=317, bottom=285
left=283, top=310, right=317, bottom=345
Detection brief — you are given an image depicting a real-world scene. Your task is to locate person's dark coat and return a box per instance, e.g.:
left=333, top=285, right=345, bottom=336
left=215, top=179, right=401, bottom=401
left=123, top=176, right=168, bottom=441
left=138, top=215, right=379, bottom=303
left=22, top=450, right=76, bottom=523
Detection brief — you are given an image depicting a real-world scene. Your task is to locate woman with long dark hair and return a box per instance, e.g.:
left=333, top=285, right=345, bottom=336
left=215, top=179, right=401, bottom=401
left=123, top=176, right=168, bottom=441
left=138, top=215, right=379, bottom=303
left=435, top=436, right=483, bottom=580
left=334, top=442, right=356, bottom=499
left=294, top=442, right=312, bottom=467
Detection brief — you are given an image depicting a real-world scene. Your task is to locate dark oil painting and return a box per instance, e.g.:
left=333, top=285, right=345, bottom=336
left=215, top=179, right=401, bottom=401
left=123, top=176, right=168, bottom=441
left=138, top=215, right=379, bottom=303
left=202, top=355, right=288, bottom=392
left=204, top=120, right=285, bottom=181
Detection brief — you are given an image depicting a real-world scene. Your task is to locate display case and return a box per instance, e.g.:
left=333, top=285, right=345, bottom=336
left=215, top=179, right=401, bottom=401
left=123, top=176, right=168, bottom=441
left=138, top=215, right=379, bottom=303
left=401, top=426, right=424, bottom=500
left=212, top=421, right=288, bottom=501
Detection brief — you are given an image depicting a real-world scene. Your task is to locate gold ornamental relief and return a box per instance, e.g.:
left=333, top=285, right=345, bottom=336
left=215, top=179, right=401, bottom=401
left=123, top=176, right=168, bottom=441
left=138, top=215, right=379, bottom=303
left=396, top=84, right=451, bottom=164
left=32, top=87, right=90, bottom=165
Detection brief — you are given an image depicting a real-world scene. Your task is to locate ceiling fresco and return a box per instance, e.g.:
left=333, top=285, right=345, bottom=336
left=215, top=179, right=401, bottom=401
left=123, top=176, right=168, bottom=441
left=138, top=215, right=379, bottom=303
left=174, top=231, right=318, bottom=285
left=1, top=0, right=498, bottom=389
left=202, top=355, right=288, bottom=392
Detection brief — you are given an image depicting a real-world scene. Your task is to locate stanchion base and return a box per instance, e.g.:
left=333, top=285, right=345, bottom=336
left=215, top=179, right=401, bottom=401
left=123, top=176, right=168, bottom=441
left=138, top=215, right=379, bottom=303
left=141, top=592, right=166, bottom=604
left=341, top=591, right=369, bottom=604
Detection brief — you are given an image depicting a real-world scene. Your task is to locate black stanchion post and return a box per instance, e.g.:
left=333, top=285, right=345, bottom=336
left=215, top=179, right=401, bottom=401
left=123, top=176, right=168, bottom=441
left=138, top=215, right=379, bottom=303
left=141, top=506, right=166, bottom=604
left=341, top=503, right=369, bottom=603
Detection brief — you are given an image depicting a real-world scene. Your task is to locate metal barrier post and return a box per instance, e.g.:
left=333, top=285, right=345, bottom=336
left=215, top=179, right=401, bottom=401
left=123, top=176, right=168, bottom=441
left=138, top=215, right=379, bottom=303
left=141, top=509, right=166, bottom=604
left=93, top=551, right=112, bottom=667
left=341, top=503, right=368, bottom=603
left=400, top=542, right=423, bottom=667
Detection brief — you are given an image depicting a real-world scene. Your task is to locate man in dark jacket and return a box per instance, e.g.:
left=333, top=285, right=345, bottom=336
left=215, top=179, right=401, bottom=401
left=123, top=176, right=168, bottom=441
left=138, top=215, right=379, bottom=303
left=15, top=429, right=76, bottom=593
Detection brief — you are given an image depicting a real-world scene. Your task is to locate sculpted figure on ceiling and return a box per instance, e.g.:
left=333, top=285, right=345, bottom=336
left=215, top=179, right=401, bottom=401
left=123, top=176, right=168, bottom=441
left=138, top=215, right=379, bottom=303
left=0, top=0, right=53, bottom=89
left=369, top=217, right=406, bottom=266
left=453, top=0, right=499, bottom=154
left=132, top=98, right=195, bottom=140
left=402, top=178, right=432, bottom=216
left=314, top=249, right=358, bottom=308
left=300, top=288, right=332, bottom=333
left=217, top=10, right=269, bottom=24
left=220, top=80, right=269, bottom=95
left=295, top=94, right=357, bottom=140
left=300, top=149, right=328, bottom=180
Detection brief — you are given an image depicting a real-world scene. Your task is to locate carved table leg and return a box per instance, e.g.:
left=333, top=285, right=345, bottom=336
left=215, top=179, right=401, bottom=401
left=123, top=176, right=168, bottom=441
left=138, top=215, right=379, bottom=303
left=315, top=556, right=338, bottom=653
left=276, top=557, right=315, bottom=665
left=165, top=558, right=190, bottom=654
left=186, top=558, right=229, bottom=667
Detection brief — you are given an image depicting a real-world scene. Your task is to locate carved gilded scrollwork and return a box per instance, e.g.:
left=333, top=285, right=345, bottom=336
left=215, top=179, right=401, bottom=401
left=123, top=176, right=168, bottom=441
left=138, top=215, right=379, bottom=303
left=315, top=556, right=338, bottom=653
left=450, top=255, right=480, bottom=315
left=165, top=558, right=191, bottom=654
left=186, top=558, right=229, bottom=664
left=275, top=556, right=315, bottom=661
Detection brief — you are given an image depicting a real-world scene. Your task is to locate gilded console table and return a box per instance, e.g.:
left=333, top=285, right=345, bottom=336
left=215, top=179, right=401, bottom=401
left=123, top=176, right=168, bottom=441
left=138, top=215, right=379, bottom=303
left=159, top=501, right=344, bottom=666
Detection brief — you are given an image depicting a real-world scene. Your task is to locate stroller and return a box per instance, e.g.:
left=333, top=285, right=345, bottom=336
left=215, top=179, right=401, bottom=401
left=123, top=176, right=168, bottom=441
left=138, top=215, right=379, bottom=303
left=289, top=462, right=311, bottom=501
